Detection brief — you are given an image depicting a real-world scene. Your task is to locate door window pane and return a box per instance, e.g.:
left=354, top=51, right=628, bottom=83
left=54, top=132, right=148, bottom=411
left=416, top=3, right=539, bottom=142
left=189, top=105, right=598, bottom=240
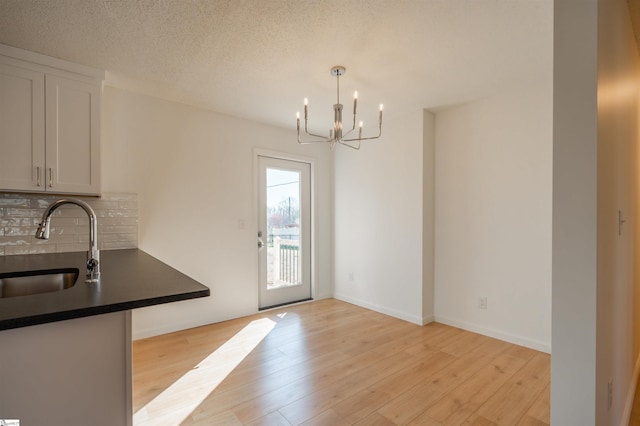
left=266, top=168, right=301, bottom=289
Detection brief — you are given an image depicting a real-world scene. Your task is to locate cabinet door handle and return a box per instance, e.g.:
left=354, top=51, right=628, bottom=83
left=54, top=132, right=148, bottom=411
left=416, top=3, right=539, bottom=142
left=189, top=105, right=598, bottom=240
left=36, top=166, right=41, bottom=187
left=48, top=168, right=53, bottom=188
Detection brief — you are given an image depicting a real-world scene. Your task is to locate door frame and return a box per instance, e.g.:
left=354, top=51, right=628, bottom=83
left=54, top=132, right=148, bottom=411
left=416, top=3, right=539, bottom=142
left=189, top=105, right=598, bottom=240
left=253, top=148, right=318, bottom=309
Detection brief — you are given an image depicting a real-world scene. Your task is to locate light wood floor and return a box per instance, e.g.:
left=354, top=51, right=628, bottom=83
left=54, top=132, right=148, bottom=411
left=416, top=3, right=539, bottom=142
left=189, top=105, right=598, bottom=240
left=132, top=299, right=550, bottom=425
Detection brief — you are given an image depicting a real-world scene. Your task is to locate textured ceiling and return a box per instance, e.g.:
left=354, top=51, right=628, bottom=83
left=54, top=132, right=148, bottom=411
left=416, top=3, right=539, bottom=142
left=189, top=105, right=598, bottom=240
left=0, top=0, right=552, bottom=131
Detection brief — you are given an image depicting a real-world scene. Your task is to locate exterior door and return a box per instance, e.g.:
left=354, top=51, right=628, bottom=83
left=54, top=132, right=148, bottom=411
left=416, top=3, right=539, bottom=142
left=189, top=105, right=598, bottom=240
left=258, top=156, right=311, bottom=309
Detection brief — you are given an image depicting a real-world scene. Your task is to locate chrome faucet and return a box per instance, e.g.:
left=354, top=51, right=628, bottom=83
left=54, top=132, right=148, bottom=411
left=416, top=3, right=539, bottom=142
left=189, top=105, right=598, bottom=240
left=35, top=198, right=100, bottom=282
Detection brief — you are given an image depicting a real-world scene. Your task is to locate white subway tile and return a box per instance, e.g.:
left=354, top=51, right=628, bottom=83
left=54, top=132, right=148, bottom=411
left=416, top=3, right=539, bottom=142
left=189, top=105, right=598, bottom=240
left=0, top=218, right=38, bottom=227
left=99, top=225, right=137, bottom=234
left=102, top=241, right=137, bottom=250
left=55, top=243, right=92, bottom=253
left=6, top=245, right=57, bottom=255
left=101, top=193, right=137, bottom=201
left=0, top=192, right=138, bottom=256
left=5, top=227, right=37, bottom=236
left=95, top=233, right=137, bottom=243
left=6, top=208, right=42, bottom=217
left=0, top=197, right=31, bottom=207
left=97, top=217, right=138, bottom=226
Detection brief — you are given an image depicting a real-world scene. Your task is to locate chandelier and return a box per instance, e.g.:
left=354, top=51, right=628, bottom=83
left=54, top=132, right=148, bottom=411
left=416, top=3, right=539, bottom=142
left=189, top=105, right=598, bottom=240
left=296, top=66, right=383, bottom=150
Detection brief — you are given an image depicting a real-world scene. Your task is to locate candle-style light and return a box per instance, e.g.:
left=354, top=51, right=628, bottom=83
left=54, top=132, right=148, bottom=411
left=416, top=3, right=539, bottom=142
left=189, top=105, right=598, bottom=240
left=296, top=66, right=383, bottom=150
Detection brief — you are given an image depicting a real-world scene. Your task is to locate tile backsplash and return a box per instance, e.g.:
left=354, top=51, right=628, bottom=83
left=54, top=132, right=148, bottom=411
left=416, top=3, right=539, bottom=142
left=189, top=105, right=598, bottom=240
left=0, top=192, right=138, bottom=256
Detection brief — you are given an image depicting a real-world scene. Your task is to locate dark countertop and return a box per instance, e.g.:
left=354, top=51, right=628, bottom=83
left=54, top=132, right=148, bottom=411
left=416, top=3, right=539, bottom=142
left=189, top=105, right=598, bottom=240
left=0, top=249, right=210, bottom=331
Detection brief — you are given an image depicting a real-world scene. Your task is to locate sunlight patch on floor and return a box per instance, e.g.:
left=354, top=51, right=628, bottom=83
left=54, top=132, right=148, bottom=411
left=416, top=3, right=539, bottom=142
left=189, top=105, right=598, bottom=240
left=133, top=317, right=276, bottom=425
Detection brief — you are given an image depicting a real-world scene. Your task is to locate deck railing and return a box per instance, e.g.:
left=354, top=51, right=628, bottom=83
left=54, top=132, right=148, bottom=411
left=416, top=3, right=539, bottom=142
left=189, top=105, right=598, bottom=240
left=272, top=238, right=299, bottom=285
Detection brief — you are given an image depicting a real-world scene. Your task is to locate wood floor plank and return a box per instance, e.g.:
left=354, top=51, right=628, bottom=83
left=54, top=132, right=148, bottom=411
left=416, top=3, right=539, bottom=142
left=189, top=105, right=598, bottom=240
left=462, top=414, right=498, bottom=425
left=376, top=344, right=502, bottom=424
left=422, top=351, right=529, bottom=425
left=354, top=411, right=402, bottom=425
left=515, top=415, right=549, bottom=426
left=186, top=409, right=242, bottom=426
left=230, top=350, right=389, bottom=423
left=132, top=299, right=550, bottom=426
left=276, top=350, right=418, bottom=425
left=331, top=350, right=456, bottom=424
left=403, top=326, right=468, bottom=356
left=373, top=322, right=450, bottom=357
left=245, top=411, right=293, bottom=426
left=299, top=408, right=350, bottom=426
left=521, top=382, right=550, bottom=425
left=475, top=352, right=550, bottom=425
left=188, top=350, right=353, bottom=421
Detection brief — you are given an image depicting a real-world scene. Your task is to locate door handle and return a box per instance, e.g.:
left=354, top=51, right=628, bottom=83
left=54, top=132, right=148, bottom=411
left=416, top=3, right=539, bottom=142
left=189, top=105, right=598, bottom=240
left=258, top=231, right=265, bottom=251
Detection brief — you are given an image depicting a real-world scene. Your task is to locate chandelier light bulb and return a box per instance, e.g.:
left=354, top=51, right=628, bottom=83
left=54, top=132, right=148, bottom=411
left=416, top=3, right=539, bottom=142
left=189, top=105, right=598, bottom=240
left=354, top=91, right=358, bottom=99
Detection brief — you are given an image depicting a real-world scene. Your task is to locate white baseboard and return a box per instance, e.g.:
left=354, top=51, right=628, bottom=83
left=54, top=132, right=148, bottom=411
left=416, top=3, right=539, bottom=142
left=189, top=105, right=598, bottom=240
left=132, top=316, right=216, bottom=340
left=423, top=313, right=435, bottom=325
left=332, top=295, right=550, bottom=354
left=434, top=314, right=551, bottom=354
left=132, top=295, right=334, bottom=340
left=333, top=293, right=424, bottom=325
left=621, top=352, right=640, bottom=426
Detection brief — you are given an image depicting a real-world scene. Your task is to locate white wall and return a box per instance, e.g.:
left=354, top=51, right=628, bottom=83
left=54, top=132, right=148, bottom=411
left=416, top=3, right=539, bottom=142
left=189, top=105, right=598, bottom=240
left=101, top=86, right=333, bottom=339
left=596, top=0, right=640, bottom=423
left=434, top=81, right=552, bottom=352
left=552, top=0, right=598, bottom=424
left=552, top=0, right=640, bottom=424
left=333, top=109, right=426, bottom=324
left=422, top=110, right=436, bottom=323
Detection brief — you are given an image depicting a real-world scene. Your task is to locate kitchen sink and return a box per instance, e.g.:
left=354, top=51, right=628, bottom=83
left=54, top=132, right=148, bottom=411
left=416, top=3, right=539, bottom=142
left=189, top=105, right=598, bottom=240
left=0, top=268, right=79, bottom=298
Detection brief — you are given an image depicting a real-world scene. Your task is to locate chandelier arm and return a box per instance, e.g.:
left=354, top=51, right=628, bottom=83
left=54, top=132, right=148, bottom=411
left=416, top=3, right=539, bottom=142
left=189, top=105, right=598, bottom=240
left=303, top=129, right=330, bottom=139
left=298, top=139, right=332, bottom=145
left=343, top=119, right=382, bottom=142
left=342, top=129, right=382, bottom=143
left=304, top=122, right=330, bottom=139
left=297, top=131, right=331, bottom=145
left=342, top=127, right=358, bottom=139
left=342, top=135, right=381, bottom=143
left=338, top=139, right=362, bottom=150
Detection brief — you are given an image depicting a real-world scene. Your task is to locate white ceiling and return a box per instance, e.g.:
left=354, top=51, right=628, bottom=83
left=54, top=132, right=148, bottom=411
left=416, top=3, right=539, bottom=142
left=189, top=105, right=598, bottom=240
left=0, top=0, right=552, bottom=131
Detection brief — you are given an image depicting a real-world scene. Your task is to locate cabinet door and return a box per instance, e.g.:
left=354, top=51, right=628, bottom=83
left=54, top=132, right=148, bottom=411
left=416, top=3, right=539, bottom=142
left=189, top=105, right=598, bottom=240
left=0, top=63, right=45, bottom=191
left=45, top=75, right=100, bottom=195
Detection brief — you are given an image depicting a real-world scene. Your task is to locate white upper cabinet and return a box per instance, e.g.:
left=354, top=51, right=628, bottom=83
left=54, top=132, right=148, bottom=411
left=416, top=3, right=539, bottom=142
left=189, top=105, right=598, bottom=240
left=0, top=62, right=46, bottom=191
left=0, top=44, right=103, bottom=195
left=45, top=75, right=100, bottom=194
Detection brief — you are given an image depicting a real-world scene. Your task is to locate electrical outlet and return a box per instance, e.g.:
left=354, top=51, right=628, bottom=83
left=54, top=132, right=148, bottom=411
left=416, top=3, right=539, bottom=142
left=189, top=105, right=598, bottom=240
left=608, top=378, right=613, bottom=410
left=479, top=297, right=488, bottom=310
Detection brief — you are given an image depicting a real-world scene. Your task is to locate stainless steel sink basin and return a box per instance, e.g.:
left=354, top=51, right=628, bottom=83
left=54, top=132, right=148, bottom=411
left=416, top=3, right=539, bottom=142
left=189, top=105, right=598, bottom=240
left=0, top=268, right=79, bottom=298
